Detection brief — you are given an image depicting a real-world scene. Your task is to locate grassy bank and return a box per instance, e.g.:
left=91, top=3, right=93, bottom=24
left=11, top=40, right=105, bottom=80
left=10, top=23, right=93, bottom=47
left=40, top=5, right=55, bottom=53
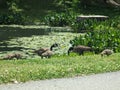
left=0, top=53, right=120, bottom=84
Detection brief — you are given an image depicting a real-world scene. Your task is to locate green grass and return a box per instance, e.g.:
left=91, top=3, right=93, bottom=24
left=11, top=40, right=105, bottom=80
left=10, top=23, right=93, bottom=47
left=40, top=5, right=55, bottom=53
left=0, top=0, right=120, bottom=84
left=0, top=53, right=120, bottom=84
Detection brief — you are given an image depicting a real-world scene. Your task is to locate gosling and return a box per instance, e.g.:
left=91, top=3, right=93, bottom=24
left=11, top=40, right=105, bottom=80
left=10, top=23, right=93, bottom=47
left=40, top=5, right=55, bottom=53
left=101, top=49, right=113, bottom=56
left=3, top=53, right=22, bottom=60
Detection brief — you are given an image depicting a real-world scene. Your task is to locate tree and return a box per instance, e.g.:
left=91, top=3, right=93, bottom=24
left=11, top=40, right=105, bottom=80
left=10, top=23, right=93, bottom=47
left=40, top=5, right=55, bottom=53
left=6, top=0, right=23, bottom=13
left=105, top=0, right=120, bottom=7
left=80, top=0, right=120, bottom=7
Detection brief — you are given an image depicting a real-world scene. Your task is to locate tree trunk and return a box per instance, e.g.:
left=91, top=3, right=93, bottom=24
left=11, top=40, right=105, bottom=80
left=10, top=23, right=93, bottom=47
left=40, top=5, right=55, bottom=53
left=105, top=0, right=120, bottom=6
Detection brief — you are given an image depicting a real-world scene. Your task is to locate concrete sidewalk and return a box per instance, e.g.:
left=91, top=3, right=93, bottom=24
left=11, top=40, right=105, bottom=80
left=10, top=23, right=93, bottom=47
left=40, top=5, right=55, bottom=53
left=0, top=71, right=120, bottom=90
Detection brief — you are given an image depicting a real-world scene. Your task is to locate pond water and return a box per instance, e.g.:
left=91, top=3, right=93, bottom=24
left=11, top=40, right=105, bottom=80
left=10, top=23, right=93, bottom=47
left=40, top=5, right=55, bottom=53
left=0, top=26, right=79, bottom=59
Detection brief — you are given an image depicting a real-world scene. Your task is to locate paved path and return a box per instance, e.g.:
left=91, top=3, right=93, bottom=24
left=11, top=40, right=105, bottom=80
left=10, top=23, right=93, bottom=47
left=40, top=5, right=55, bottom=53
left=0, top=71, right=120, bottom=90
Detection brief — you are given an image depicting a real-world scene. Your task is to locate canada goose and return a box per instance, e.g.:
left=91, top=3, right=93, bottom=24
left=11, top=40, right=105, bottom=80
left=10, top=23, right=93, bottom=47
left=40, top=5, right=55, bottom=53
left=100, top=49, right=113, bottom=56
left=34, top=43, right=58, bottom=58
left=3, top=53, right=22, bottom=60
left=41, top=50, right=53, bottom=59
left=68, top=45, right=92, bottom=55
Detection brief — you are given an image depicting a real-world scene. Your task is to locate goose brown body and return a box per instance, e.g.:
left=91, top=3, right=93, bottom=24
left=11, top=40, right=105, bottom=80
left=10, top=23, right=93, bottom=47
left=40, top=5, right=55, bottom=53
left=68, top=45, right=92, bottom=55
left=41, top=50, right=53, bottom=59
left=101, top=49, right=113, bottom=56
left=34, top=43, right=58, bottom=58
left=3, top=53, right=22, bottom=60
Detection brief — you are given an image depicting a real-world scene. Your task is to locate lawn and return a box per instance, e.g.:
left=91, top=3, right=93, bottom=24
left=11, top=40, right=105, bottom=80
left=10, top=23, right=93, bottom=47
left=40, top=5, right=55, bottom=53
left=0, top=0, right=120, bottom=85
left=0, top=53, right=120, bottom=84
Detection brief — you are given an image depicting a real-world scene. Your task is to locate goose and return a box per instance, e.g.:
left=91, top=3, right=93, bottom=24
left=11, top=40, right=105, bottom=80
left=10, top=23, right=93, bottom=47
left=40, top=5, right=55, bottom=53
left=34, top=43, right=58, bottom=58
left=100, top=49, right=113, bottom=56
left=68, top=45, right=92, bottom=55
left=3, top=53, right=22, bottom=60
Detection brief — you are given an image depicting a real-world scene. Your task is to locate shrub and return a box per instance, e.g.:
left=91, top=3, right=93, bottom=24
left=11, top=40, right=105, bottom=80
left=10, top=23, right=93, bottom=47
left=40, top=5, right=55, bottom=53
left=71, top=19, right=98, bottom=32
left=0, top=12, right=28, bottom=25
left=54, top=0, right=80, bottom=12
left=70, top=28, right=120, bottom=53
left=44, top=12, right=77, bottom=27
left=71, top=17, right=120, bottom=33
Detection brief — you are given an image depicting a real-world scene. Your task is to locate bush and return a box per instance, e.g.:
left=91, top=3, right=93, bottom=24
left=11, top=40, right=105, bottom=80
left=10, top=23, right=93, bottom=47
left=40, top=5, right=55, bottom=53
left=71, top=17, right=120, bottom=33
left=0, top=12, right=28, bottom=25
left=71, top=19, right=99, bottom=32
left=70, top=28, right=120, bottom=53
left=54, top=0, right=80, bottom=11
left=44, top=12, right=77, bottom=27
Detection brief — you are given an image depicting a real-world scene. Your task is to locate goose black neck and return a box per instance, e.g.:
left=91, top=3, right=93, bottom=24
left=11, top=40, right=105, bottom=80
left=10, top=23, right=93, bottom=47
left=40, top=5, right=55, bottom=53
left=50, top=43, right=58, bottom=51
left=68, top=47, right=74, bottom=55
left=50, top=45, right=55, bottom=51
left=50, top=46, right=53, bottom=51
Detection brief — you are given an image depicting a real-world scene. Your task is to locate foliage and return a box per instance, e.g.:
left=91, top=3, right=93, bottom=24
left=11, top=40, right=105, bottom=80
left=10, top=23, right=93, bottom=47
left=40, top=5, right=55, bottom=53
left=71, top=17, right=120, bottom=33
left=0, top=0, right=30, bottom=25
left=70, top=28, right=120, bottom=53
left=0, top=53, right=120, bottom=84
left=54, top=0, right=120, bottom=11
left=71, top=19, right=98, bottom=32
left=54, top=0, right=80, bottom=11
left=44, top=12, right=77, bottom=26
left=6, top=0, right=22, bottom=13
left=0, top=0, right=32, bottom=25
left=0, top=12, right=28, bottom=25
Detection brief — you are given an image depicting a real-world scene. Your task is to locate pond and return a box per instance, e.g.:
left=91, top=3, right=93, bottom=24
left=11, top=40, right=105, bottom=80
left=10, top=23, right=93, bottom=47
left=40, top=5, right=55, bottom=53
left=0, top=25, right=79, bottom=59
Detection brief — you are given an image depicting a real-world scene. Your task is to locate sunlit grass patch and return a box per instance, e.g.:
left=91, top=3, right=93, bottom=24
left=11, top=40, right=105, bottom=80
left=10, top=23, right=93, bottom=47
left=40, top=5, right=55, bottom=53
left=0, top=53, right=120, bottom=84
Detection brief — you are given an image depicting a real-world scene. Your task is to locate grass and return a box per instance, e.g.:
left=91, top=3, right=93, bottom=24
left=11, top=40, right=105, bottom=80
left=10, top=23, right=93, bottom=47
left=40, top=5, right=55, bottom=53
left=0, top=53, right=120, bottom=84
left=0, top=0, right=120, bottom=85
